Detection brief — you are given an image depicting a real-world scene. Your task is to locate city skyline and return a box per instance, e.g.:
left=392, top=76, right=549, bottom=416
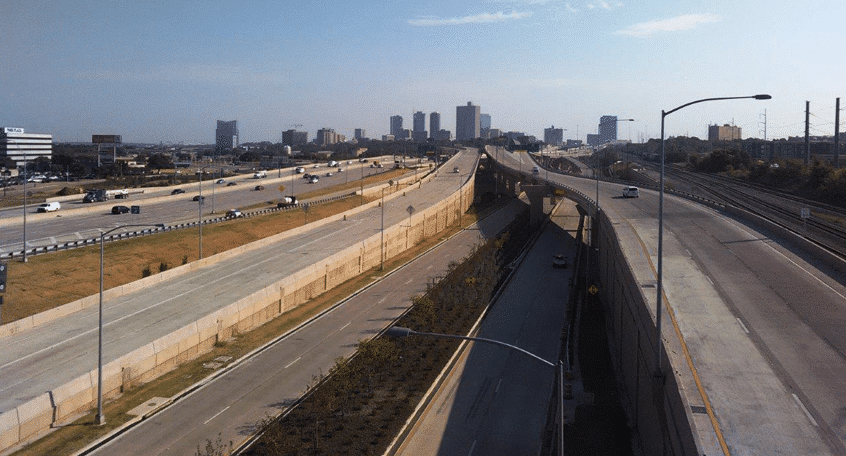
left=1, top=1, right=843, bottom=144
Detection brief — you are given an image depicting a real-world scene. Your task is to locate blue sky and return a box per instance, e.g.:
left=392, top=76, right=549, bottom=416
left=1, top=0, right=843, bottom=144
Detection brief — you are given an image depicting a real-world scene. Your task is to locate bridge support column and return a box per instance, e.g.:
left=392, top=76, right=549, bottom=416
left=521, top=185, right=553, bottom=225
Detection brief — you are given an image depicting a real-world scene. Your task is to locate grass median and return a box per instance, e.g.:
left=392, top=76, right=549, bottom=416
left=1, top=168, right=410, bottom=324
left=11, top=197, right=497, bottom=456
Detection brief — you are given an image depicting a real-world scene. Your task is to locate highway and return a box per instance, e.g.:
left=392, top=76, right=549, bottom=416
left=0, top=151, right=475, bottom=417
left=86, top=197, right=525, bottom=455
left=0, top=158, right=407, bottom=256
left=394, top=201, right=579, bottom=455
left=494, top=148, right=846, bottom=454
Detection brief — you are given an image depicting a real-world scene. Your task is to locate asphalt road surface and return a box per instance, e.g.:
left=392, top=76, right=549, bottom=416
left=494, top=148, right=846, bottom=454
left=395, top=201, right=579, bottom=456
left=0, top=157, right=411, bottom=255
left=0, top=151, right=476, bottom=416
left=87, top=195, right=525, bottom=455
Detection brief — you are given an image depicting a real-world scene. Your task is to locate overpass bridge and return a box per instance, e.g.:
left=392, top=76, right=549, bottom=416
left=486, top=145, right=846, bottom=455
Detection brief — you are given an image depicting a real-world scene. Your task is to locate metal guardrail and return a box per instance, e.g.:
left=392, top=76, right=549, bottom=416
left=0, top=192, right=358, bottom=260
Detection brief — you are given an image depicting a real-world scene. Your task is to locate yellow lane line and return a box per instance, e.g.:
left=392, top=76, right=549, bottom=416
left=623, top=217, right=731, bottom=456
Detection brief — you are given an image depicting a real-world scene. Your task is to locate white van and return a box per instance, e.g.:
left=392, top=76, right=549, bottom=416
left=37, top=202, right=61, bottom=212
left=622, top=186, right=640, bottom=198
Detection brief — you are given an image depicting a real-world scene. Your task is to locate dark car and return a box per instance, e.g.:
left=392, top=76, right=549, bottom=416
left=111, top=205, right=130, bottom=214
left=552, top=254, right=568, bottom=269
left=254, top=185, right=265, bottom=191
left=226, top=182, right=237, bottom=186
left=193, top=195, right=205, bottom=202
left=171, top=188, right=185, bottom=195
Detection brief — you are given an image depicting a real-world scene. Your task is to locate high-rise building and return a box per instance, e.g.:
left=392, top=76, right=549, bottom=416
left=354, top=129, right=366, bottom=141
left=390, top=115, right=403, bottom=139
left=544, top=126, right=564, bottom=146
left=598, top=116, right=617, bottom=144
left=1, top=127, right=52, bottom=167
left=282, top=129, right=308, bottom=146
left=216, top=120, right=239, bottom=151
left=708, top=124, right=742, bottom=141
left=316, top=128, right=344, bottom=146
left=412, top=111, right=427, bottom=141
left=480, top=114, right=491, bottom=130
left=456, top=101, right=481, bottom=141
left=429, top=112, right=440, bottom=139
left=480, top=114, right=491, bottom=138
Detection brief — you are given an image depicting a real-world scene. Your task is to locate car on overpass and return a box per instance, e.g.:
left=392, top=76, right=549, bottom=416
left=622, top=186, right=640, bottom=198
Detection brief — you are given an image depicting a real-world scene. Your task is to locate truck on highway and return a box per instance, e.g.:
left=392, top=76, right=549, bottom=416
left=83, top=189, right=128, bottom=203
left=277, top=196, right=298, bottom=207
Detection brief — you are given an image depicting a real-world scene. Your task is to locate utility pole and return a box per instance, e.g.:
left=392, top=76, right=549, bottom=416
left=835, top=98, right=841, bottom=168
left=805, top=101, right=811, bottom=165
left=759, top=109, right=767, bottom=140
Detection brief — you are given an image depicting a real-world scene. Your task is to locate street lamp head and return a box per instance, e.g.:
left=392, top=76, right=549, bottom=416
left=754, top=94, right=772, bottom=100
left=385, top=326, right=413, bottom=338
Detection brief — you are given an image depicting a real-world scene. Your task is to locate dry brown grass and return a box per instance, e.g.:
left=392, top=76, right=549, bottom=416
left=1, top=169, right=410, bottom=324
left=10, top=202, right=490, bottom=456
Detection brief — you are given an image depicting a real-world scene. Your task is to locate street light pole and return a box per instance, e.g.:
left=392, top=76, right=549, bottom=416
left=380, top=187, right=385, bottom=270
left=594, top=119, right=633, bottom=214
left=655, top=95, right=770, bottom=375
left=9, top=140, right=28, bottom=262
left=97, top=223, right=165, bottom=425
left=198, top=168, right=203, bottom=259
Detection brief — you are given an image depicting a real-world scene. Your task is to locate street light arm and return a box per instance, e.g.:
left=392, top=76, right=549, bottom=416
left=100, top=223, right=165, bottom=237
left=663, top=95, right=771, bottom=118
left=385, top=326, right=555, bottom=367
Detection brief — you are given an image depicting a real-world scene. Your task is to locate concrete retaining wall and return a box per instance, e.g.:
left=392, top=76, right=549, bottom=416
left=0, top=158, right=475, bottom=453
left=596, top=209, right=698, bottom=455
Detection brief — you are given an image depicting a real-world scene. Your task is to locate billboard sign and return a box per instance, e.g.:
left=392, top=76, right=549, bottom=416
left=2, top=127, right=24, bottom=134
left=92, top=135, right=122, bottom=144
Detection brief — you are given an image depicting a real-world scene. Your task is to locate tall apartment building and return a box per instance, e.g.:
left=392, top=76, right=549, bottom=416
left=354, top=129, right=366, bottom=141
left=429, top=112, right=440, bottom=139
left=0, top=127, right=52, bottom=167
left=390, top=115, right=403, bottom=139
left=456, top=101, right=481, bottom=141
left=412, top=111, right=427, bottom=141
left=216, top=120, right=239, bottom=151
left=598, top=116, right=617, bottom=144
left=282, top=129, right=308, bottom=147
left=544, top=126, right=564, bottom=146
left=316, top=128, right=344, bottom=146
left=708, top=124, right=742, bottom=141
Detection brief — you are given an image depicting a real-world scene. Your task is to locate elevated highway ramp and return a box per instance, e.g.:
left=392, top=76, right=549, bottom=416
left=489, top=146, right=844, bottom=454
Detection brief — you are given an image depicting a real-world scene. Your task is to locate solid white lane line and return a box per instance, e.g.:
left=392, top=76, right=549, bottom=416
left=204, top=406, right=230, bottom=425
left=284, top=357, right=302, bottom=369
left=792, top=394, right=818, bottom=427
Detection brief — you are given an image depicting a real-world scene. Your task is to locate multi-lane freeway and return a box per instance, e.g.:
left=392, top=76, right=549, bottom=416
left=0, top=158, right=406, bottom=256
left=0, top=152, right=473, bottom=421
left=494, top=147, right=846, bottom=454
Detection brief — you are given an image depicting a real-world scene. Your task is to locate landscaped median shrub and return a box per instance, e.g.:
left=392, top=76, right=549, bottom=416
left=239, top=210, right=532, bottom=456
